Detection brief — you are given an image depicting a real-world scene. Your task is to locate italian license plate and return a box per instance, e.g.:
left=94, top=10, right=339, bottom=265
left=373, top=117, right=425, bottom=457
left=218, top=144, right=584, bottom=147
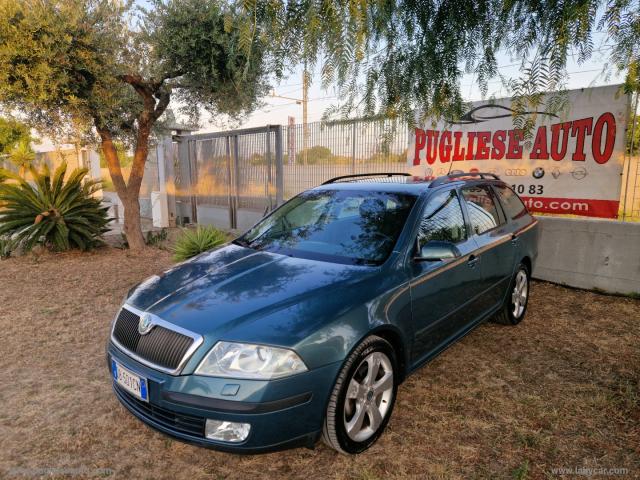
left=112, top=359, right=148, bottom=402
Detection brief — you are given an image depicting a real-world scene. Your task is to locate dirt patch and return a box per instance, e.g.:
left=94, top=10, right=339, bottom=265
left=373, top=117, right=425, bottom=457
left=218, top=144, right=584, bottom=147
left=0, top=248, right=638, bottom=479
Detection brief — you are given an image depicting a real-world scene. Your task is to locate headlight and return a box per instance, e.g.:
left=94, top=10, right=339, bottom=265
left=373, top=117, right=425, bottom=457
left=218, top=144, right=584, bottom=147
left=195, top=342, right=308, bottom=380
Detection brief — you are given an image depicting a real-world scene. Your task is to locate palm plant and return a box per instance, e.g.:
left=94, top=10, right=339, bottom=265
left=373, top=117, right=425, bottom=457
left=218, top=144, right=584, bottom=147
left=172, top=225, right=227, bottom=262
left=8, top=140, right=35, bottom=176
left=0, top=162, right=110, bottom=251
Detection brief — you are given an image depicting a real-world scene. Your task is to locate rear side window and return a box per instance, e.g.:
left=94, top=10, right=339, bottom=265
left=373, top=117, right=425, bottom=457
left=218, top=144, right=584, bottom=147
left=494, top=185, right=528, bottom=220
left=461, top=185, right=503, bottom=235
left=418, top=189, right=467, bottom=246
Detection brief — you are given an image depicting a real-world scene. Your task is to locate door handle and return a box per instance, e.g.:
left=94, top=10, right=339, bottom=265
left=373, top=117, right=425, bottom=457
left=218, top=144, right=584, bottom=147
left=467, top=254, right=480, bottom=268
left=511, top=233, right=519, bottom=245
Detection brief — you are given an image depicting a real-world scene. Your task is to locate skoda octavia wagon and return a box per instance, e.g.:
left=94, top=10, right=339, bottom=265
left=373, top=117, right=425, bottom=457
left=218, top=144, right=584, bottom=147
left=107, top=172, right=538, bottom=454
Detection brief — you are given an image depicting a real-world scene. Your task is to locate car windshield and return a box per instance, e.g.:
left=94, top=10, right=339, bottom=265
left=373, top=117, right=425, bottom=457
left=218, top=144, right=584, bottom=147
left=237, top=189, right=417, bottom=265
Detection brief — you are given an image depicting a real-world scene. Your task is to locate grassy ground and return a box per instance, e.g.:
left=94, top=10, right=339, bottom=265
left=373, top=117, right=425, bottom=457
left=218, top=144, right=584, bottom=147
left=0, top=247, right=638, bottom=479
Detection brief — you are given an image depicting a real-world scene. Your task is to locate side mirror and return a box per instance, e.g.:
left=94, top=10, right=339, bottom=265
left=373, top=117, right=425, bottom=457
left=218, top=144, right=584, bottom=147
left=414, top=240, right=460, bottom=262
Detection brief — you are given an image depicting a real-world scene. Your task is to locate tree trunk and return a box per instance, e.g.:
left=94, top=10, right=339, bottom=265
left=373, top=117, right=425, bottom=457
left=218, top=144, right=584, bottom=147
left=121, top=191, right=146, bottom=250
left=94, top=80, right=170, bottom=252
left=97, top=126, right=147, bottom=251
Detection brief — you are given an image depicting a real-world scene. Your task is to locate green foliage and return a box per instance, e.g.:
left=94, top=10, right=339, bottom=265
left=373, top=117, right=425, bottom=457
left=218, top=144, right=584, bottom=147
left=0, top=167, right=15, bottom=184
left=99, top=142, right=132, bottom=169
left=145, top=0, right=274, bottom=125
left=0, top=117, right=31, bottom=155
left=628, top=112, right=639, bottom=156
left=297, top=146, right=332, bottom=165
left=0, top=0, right=276, bottom=249
left=0, top=163, right=110, bottom=252
left=146, top=228, right=168, bottom=247
left=253, top=0, right=639, bottom=123
left=172, top=225, right=227, bottom=261
left=512, top=460, right=529, bottom=480
left=0, top=235, right=15, bottom=259
left=8, top=140, right=36, bottom=174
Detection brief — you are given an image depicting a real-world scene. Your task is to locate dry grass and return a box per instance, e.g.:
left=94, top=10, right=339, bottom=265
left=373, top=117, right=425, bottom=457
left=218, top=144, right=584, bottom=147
left=0, top=247, right=638, bottom=479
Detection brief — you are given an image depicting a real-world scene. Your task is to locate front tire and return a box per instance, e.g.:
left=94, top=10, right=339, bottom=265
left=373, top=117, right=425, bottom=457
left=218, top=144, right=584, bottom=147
left=322, top=335, right=397, bottom=454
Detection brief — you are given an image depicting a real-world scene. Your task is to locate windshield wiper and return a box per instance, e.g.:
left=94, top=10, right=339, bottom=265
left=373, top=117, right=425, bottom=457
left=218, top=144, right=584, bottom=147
left=232, top=238, right=252, bottom=248
left=353, top=258, right=381, bottom=266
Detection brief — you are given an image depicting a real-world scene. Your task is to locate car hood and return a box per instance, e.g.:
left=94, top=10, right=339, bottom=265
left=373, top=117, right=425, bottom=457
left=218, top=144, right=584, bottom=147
left=126, top=244, right=378, bottom=340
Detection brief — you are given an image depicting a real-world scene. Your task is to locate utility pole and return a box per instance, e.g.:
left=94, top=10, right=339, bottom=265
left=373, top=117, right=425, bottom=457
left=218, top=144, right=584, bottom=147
left=269, top=64, right=310, bottom=165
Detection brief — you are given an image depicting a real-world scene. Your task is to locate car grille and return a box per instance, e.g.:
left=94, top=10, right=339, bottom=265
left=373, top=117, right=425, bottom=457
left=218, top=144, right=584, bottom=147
left=114, top=384, right=205, bottom=437
left=112, top=307, right=195, bottom=371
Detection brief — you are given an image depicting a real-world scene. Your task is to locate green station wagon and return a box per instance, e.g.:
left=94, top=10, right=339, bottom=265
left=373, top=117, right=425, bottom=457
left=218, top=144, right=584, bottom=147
left=108, top=172, right=538, bottom=454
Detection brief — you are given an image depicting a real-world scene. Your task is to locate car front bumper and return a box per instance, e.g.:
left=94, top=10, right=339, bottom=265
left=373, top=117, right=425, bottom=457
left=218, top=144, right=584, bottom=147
left=107, top=342, right=342, bottom=453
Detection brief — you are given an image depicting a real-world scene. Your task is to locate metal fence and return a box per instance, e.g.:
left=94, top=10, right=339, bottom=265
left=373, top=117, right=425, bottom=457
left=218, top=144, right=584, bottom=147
left=169, top=116, right=640, bottom=227
left=621, top=153, right=640, bottom=221
left=282, top=118, right=409, bottom=198
left=173, top=126, right=282, bottom=229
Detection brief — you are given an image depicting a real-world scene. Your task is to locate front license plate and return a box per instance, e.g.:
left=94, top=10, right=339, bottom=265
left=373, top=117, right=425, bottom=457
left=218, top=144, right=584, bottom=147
left=112, top=359, right=148, bottom=402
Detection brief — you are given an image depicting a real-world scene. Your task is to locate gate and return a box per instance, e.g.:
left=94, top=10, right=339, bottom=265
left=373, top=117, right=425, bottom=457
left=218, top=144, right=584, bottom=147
left=173, top=125, right=283, bottom=230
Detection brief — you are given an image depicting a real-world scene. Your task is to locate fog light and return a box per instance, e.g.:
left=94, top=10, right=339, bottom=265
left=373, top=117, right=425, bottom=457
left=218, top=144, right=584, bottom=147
left=205, top=419, right=251, bottom=443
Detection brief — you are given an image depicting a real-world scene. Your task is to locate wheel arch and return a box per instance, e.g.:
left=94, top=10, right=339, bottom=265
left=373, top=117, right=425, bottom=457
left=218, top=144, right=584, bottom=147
left=521, top=256, right=532, bottom=277
left=369, top=325, right=409, bottom=384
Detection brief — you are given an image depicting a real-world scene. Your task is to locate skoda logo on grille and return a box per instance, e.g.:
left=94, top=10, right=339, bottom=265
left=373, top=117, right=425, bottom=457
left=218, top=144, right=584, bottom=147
left=138, top=313, right=154, bottom=335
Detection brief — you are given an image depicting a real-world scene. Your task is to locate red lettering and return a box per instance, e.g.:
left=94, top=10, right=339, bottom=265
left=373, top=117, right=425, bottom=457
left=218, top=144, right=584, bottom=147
left=413, top=128, right=426, bottom=165
left=475, top=132, right=491, bottom=160
left=550, top=122, right=571, bottom=161
left=530, top=126, right=549, bottom=159
left=571, top=117, right=593, bottom=161
left=491, top=130, right=506, bottom=159
left=465, top=132, right=476, bottom=160
left=506, top=130, right=524, bottom=159
left=452, top=131, right=466, bottom=161
left=592, top=112, right=616, bottom=164
left=439, top=130, right=452, bottom=162
left=425, top=130, right=440, bottom=165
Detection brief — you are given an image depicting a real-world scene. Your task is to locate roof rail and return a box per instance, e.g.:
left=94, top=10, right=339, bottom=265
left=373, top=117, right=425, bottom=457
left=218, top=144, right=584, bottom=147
left=321, top=172, right=412, bottom=185
left=428, top=172, right=501, bottom=188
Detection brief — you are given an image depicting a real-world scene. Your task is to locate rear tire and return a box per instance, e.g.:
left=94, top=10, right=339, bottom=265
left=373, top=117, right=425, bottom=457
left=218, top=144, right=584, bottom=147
left=493, top=262, right=530, bottom=325
left=322, top=335, right=397, bottom=454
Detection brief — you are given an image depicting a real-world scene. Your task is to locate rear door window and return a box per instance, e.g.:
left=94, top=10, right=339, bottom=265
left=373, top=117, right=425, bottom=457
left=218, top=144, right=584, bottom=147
left=461, top=185, right=504, bottom=235
left=493, top=185, right=528, bottom=220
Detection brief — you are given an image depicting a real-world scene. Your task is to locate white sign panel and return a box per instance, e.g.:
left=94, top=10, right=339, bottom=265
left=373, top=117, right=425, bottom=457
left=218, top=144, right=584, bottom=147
left=408, top=85, right=629, bottom=218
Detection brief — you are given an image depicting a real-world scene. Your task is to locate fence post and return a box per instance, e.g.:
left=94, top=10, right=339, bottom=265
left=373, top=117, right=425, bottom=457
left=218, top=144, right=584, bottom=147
left=232, top=135, right=240, bottom=229
left=158, top=134, right=177, bottom=227
left=175, top=138, right=190, bottom=225
left=266, top=127, right=272, bottom=209
left=275, top=125, right=284, bottom=206
left=351, top=121, right=357, bottom=174
left=187, top=140, right=198, bottom=224
left=225, top=136, right=234, bottom=229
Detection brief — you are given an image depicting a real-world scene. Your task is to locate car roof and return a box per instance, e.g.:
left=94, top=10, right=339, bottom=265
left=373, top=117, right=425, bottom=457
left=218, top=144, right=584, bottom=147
left=311, top=174, right=506, bottom=196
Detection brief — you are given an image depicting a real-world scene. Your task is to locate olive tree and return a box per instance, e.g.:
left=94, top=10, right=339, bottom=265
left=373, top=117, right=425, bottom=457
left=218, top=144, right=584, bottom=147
left=0, top=0, right=274, bottom=250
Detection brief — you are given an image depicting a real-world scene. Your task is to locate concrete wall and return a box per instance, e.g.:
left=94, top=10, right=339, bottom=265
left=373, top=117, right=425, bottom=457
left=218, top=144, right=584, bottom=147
left=534, top=216, right=640, bottom=295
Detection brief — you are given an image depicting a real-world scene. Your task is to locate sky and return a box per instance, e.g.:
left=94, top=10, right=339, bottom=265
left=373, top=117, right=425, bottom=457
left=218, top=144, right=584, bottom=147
left=195, top=31, right=624, bottom=133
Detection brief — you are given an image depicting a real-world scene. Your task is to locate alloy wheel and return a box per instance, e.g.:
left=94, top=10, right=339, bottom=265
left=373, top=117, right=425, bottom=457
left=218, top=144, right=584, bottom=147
left=343, top=351, right=394, bottom=442
left=511, top=269, right=528, bottom=319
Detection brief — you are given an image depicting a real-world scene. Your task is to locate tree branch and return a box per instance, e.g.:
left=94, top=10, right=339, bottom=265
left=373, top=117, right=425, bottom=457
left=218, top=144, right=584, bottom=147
left=152, top=89, right=171, bottom=121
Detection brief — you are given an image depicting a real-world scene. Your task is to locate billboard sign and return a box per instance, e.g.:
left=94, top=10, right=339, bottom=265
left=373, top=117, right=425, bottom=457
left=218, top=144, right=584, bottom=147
left=408, top=85, right=629, bottom=218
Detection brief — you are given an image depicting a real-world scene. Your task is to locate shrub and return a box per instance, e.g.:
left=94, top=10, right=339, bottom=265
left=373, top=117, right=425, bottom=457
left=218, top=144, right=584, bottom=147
left=0, top=162, right=110, bottom=251
left=172, top=225, right=227, bottom=262
left=0, top=235, right=15, bottom=259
